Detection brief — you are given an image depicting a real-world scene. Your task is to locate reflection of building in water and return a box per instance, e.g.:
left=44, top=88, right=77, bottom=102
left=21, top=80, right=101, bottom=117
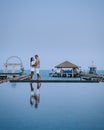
left=30, top=82, right=41, bottom=108
left=11, top=82, right=16, bottom=87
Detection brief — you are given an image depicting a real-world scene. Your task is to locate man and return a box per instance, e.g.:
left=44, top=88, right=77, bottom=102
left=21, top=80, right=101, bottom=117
left=32, top=55, right=41, bottom=80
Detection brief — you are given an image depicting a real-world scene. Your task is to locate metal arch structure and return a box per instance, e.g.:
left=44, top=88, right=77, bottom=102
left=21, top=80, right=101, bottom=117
left=5, top=56, right=23, bottom=65
left=4, top=56, right=24, bottom=73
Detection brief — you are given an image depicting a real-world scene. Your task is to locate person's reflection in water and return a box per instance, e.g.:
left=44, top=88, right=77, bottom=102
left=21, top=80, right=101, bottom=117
left=30, top=82, right=41, bottom=108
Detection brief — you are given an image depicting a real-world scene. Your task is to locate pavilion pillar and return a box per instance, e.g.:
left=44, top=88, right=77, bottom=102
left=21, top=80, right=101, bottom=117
left=72, top=68, right=74, bottom=77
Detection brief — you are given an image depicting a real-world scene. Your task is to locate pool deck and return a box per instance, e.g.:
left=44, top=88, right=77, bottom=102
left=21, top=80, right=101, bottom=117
left=10, top=79, right=99, bottom=83
left=1, top=73, right=104, bottom=84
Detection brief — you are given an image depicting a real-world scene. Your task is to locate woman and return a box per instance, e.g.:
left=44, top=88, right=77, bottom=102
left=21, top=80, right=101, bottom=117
left=30, top=57, right=35, bottom=80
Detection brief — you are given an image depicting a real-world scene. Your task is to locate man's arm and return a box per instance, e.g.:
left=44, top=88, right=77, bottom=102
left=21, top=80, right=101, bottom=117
left=32, top=61, right=38, bottom=67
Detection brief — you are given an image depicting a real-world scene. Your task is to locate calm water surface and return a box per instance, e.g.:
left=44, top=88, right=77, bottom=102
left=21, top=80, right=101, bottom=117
left=0, top=81, right=104, bottom=130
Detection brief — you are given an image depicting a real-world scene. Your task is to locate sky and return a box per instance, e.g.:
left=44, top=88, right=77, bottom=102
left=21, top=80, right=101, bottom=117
left=0, top=0, right=104, bottom=70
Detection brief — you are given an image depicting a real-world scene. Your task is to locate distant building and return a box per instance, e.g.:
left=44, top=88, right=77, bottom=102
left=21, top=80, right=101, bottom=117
left=88, top=61, right=97, bottom=74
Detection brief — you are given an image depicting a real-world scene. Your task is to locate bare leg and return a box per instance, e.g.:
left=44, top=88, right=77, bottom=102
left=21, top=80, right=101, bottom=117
left=37, top=73, right=41, bottom=80
left=30, top=71, right=34, bottom=80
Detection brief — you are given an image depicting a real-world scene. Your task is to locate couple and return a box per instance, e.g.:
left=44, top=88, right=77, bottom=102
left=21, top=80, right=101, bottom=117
left=30, top=54, right=41, bottom=80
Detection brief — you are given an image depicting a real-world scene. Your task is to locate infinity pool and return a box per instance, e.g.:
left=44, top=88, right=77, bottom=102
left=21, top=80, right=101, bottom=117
left=0, top=82, right=104, bottom=130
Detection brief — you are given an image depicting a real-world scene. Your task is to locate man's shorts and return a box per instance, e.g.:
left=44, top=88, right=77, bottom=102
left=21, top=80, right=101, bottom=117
left=36, top=68, right=40, bottom=74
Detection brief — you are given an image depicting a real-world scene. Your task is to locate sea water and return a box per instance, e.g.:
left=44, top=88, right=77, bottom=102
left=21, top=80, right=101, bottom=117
left=0, top=70, right=104, bottom=130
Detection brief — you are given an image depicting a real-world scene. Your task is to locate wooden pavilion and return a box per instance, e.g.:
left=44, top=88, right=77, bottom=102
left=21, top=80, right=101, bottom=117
left=49, top=61, right=79, bottom=77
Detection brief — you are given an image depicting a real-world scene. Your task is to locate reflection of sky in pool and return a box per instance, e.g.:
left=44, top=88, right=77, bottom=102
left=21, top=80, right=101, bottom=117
left=0, top=82, right=104, bottom=130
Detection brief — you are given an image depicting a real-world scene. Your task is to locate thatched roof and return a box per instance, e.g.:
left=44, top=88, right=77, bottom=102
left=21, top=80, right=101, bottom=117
left=55, top=61, right=78, bottom=68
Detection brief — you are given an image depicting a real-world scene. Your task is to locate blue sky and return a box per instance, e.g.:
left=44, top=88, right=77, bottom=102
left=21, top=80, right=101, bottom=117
left=0, top=0, right=104, bottom=70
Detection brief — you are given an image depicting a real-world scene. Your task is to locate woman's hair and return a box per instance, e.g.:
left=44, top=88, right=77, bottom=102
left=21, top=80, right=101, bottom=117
left=30, top=57, right=33, bottom=62
left=30, top=57, right=33, bottom=66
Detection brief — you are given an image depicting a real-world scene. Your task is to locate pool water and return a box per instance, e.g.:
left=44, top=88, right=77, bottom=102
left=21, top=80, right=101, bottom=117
left=0, top=81, right=104, bottom=130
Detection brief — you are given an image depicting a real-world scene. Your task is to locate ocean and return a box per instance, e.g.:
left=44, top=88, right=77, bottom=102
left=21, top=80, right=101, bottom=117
left=0, top=70, right=104, bottom=130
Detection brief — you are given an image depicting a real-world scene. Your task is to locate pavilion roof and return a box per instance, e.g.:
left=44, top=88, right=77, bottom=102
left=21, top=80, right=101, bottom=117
left=55, top=61, right=78, bottom=68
